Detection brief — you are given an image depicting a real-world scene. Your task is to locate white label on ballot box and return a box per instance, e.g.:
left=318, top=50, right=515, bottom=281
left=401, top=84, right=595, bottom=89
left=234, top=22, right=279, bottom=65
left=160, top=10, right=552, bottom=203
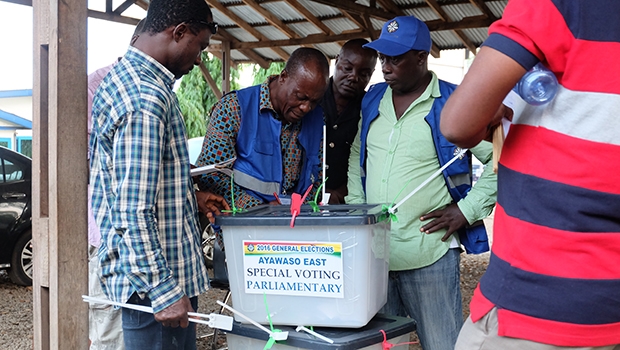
left=242, top=240, right=344, bottom=298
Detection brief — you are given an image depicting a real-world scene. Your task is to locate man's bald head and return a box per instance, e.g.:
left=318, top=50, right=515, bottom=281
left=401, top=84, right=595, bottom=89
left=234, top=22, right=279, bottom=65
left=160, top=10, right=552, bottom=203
left=270, top=48, right=330, bottom=124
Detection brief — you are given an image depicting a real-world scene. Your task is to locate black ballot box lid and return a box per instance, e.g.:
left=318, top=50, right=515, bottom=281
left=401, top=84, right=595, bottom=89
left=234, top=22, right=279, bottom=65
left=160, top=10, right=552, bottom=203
left=225, top=313, right=416, bottom=350
left=215, top=204, right=388, bottom=227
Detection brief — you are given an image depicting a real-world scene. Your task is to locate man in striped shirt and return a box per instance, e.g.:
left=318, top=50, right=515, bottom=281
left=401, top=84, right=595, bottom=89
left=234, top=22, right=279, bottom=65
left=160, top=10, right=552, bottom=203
left=89, top=0, right=225, bottom=349
left=441, top=0, right=620, bottom=348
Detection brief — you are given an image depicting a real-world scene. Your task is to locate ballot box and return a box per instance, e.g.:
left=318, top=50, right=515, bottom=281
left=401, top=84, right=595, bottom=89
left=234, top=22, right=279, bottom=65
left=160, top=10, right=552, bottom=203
left=216, top=204, right=390, bottom=328
left=225, top=313, right=415, bottom=350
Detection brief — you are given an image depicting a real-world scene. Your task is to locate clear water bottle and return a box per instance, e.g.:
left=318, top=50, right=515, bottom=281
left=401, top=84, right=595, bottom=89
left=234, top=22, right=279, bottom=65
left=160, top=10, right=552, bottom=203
left=513, top=63, right=558, bottom=105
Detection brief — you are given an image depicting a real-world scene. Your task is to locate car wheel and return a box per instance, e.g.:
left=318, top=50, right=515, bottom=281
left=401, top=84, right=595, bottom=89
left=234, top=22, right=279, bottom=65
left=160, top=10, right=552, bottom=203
left=199, top=213, right=214, bottom=268
left=202, top=229, right=215, bottom=269
left=9, top=230, right=33, bottom=286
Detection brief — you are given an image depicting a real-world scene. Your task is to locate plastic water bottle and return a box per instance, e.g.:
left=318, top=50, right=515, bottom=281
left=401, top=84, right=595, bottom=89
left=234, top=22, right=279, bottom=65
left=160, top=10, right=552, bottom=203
left=513, top=63, right=558, bottom=105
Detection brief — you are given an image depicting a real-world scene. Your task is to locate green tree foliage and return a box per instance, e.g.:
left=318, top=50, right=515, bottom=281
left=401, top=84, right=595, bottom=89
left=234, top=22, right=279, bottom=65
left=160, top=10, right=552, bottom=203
left=177, top=52, right=240, bottom=138
left=252, top=61, right=285, bottom=85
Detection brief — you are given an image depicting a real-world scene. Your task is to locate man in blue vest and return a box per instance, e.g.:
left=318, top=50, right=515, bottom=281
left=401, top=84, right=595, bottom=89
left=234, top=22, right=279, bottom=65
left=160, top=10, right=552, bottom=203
left=346, top=16, right=501, bottom=350
left=195, top=48, right=329, bottom=210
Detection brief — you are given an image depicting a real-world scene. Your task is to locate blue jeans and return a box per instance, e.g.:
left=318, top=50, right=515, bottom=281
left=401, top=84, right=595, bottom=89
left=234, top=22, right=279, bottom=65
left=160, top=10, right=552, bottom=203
left=122, top=293, right=198, bottom=350
left=381, top=248, right=463, bottom=350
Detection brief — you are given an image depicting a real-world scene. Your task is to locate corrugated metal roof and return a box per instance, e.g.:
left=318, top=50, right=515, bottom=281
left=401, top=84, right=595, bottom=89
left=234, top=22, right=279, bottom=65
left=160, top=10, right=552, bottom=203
left=296, top=0, right=342, bottom=17
left=254, top=25, right=290, bottom=40
left=442, top=3, right=483, bottom=21
left=461, top=27, right=490, bottom=44
left=100, top=0, right=509, bottom=66
left=288, top=22, right=323, bottom=37
left=225, top=27, right=259, bottom=42
left=210, top=8, right=237, bottom=27
left=261, top=2, right=306, bottom=22
left=313, top=42, right=343, bottom=58
left=323, top=18, right=359, bottom=35
left=487, top=0, right=509, bottom=18
left=228, top=5, right=269, bottom=25
left=253, top=47, right=284, bottom=60
left=404, top=7, right=442, bottom=21
left=431, top=30, right=462, bottom=49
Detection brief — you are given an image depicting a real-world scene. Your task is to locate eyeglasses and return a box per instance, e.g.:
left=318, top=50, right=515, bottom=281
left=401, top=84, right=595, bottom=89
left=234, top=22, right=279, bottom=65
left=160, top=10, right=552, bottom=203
left=197, top=20, right=218, bottom=35
left=183, top=20, right=218, bottom=35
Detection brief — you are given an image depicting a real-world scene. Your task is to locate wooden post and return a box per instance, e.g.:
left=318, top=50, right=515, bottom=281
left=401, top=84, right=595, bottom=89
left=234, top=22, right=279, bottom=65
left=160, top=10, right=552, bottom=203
left=33, top=0, right=89, bottom=349
left=222, top=40, right=231, bottom=94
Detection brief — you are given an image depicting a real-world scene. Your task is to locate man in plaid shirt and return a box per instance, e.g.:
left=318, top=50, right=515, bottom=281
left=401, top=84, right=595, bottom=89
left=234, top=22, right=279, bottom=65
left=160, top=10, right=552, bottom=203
left=89, top=0, right=226, bottom=348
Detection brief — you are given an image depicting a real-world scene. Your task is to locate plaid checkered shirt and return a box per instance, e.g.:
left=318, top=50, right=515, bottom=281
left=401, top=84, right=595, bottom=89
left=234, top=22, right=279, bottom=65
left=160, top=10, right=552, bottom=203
left=89, top=46, right=208, bottom=313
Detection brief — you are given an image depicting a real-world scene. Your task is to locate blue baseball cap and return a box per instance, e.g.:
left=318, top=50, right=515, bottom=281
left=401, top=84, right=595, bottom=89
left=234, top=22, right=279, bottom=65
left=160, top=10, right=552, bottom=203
left=364, top=16, right=432, bottom=56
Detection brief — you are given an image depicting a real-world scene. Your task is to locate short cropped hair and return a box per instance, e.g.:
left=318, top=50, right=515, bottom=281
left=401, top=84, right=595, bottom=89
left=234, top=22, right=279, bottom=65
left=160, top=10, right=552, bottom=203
left=341, top=38, right=371, bottom=53
left=144, top=0, right=213, bottom=35
left=284, top=48, right=329, bottom=79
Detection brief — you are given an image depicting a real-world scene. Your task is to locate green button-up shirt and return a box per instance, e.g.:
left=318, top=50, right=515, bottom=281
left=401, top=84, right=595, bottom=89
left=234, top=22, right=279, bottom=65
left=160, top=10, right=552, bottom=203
left=346, top=72, right=497, bottom=270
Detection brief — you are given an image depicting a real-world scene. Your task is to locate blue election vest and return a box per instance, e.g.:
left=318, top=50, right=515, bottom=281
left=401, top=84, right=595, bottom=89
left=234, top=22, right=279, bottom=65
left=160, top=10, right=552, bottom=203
left=359, top=81, right=489, bottom=254
left=232, top=85, right=323, bottom=203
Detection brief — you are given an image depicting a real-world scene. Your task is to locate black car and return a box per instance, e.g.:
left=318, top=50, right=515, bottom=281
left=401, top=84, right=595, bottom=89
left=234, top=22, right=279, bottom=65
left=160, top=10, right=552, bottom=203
left=0, top=146, right=32, bottom=285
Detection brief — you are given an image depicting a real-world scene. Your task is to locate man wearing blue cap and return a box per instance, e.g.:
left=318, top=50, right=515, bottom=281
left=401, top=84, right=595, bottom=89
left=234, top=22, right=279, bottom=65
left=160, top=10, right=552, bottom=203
left=346, top=16, right=502, bottom=350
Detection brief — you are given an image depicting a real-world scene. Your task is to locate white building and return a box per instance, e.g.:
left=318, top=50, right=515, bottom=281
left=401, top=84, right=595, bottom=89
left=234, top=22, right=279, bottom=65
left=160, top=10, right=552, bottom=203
left=0, top=89, right=33, bottom=157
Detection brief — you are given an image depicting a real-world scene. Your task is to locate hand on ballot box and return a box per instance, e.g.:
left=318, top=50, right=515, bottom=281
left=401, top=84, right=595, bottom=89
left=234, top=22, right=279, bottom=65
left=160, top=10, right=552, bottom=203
left=195, top=191, right=230, bottom=224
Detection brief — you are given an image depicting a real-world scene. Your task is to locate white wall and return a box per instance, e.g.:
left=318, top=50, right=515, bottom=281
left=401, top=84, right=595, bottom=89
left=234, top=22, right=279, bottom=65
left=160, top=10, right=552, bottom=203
left=0, top=96, right=33, bottom=121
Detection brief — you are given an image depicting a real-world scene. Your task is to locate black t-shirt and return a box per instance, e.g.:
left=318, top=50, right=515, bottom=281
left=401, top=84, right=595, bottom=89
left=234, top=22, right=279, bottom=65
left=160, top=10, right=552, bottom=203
left=319, top=78, right=365, bottom=190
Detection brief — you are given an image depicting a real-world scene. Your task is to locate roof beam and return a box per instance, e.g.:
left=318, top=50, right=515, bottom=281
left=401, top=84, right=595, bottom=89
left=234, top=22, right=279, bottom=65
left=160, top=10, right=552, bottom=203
left=87, top=9, right=140, bottom=25
left=1, top=0, right=32, bottom=6
left=227, top=14, right=494, bottom=51
left=198, top=61, right=223, bottom=99
left=425, top=15, right=494, bottom=31
left=216, top=27, right=274, bottom=69
left=287, top=0, right=334, bottom=35
left=424, top=0, right=478, bottom=55
left=218, top=13, right=348, bottom=29
left=362, top=13, right=378, bottom=41
left=232, top=30, right=375, bottom=49
left=453, top=30, right=477, bottom=54
left=468, top=0, right=497, bottom=19
left=430, top=43, right=441, bottom=58
left=113, top=0, right=135, bottom=15
left=205, top=0, right=290, bottom=61
left=310, top=0, right=396, bottom=21
left=134, top=0, right=148, bottom=10
left=340, top=10, right=374, bottom=40
left=241, top=0, right=300, bottom=38
left=375, top=0, right=403, bottom=16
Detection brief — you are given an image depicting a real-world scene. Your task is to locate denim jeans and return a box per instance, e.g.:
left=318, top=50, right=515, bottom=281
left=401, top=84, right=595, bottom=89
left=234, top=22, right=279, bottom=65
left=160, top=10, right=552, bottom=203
left=122, top=293, right=198, bottom=350
left=380, top=248, right=463, bottom=350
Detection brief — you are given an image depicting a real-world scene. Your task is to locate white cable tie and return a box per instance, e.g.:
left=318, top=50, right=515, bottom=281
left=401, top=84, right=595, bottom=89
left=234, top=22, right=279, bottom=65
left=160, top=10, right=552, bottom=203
left=82, top=295, right=233, bottom=331
left=390, top=148, right=468, bottom=213
left=295, top=325, right=334, bottom=344
left=216, top=300, right=289, bottom=341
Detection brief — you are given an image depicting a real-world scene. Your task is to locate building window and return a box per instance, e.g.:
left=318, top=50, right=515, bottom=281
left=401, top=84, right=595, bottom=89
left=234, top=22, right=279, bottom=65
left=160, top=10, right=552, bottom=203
left=0, top=138, right=11, bottom=149
left=16, top=136, right=32, bottom=158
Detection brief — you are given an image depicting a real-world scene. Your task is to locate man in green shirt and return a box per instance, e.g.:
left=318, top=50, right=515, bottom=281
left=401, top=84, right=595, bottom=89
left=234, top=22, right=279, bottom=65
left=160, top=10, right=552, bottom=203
left=346, top=16, right=499, bottom=350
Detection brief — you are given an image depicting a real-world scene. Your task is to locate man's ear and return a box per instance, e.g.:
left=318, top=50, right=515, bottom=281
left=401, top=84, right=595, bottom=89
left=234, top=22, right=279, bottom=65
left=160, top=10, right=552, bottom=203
left=172, top=23, right=189, bottom=43
left=417, top=51, right=429, bottom=66
left=278, top=69, right=289, bottom=84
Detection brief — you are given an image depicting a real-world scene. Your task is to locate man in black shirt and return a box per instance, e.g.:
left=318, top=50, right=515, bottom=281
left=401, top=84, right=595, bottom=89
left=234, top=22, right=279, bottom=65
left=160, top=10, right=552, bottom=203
left=320, top=39, right=377, bottom=204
